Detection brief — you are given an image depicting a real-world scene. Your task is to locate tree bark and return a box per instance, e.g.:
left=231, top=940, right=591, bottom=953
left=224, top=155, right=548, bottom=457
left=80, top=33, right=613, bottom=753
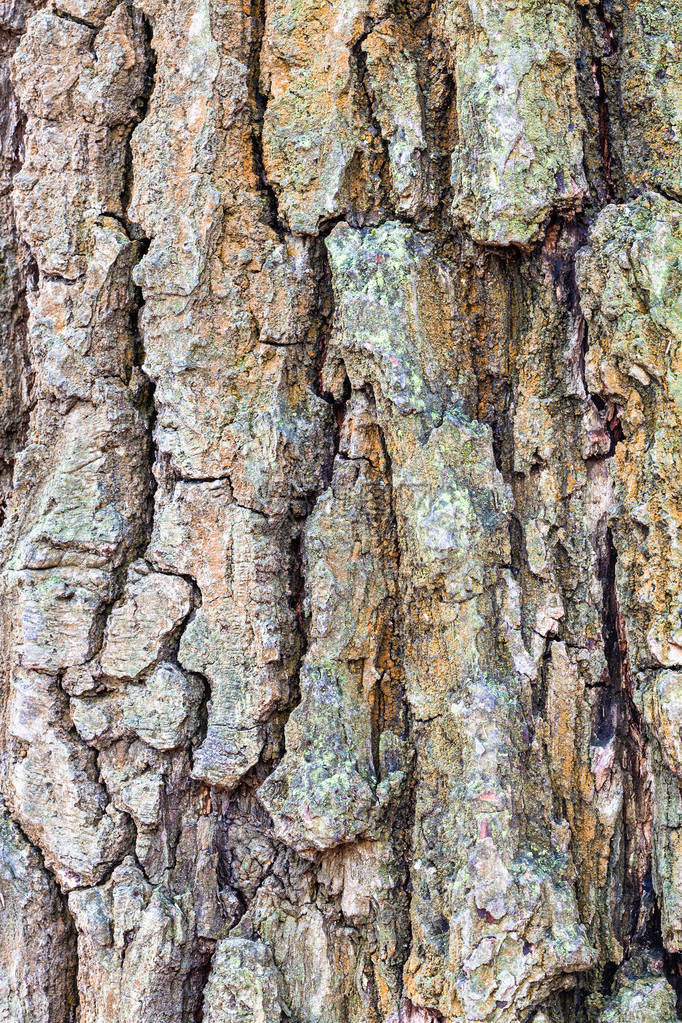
left=0, top=0, right=680, bottom=1021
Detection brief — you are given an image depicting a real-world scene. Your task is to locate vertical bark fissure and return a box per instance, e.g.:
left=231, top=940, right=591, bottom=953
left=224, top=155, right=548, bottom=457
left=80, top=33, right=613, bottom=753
left=248, top=0, right=285, bottom=240
left=80, top=4, right=157, bottom=676
left=351, top=22, right=392, bottom=213
left=577, top=0, right=618, bottom=204
left=0, top=9, right=36, bottom=523
left=378, top=418, right=420, bottom=1014
left=0, top=796, right=80, bottom=1018
left=599, top=527, right=653, bottom=953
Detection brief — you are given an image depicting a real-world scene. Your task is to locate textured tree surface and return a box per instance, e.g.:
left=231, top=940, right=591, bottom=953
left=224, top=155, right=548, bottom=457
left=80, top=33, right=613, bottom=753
left=0, top=0, right=681, bottom=1020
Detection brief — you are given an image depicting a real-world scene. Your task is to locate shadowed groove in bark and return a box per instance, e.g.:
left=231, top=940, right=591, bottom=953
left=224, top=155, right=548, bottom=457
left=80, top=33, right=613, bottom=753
left=0, top=794, right=80, bottom=1019
left=88, top=2, right=158, bottom=666
left=375, top=409, right=421, bottom=1015
left=0, top=3, right=36, bottom=522
left=350, top=18, right=392, bottom=215
left=311, top=230, right=344, bottom=483
left=599, top=527, right=653, bottom=952
left=577, top=0, right=619, bottom=205
left=248, top=0, right=285, bottom=240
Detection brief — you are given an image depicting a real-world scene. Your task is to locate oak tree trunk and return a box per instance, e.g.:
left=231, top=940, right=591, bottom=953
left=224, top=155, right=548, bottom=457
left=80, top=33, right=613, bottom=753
left=0, top=0, right=681, bottom=1021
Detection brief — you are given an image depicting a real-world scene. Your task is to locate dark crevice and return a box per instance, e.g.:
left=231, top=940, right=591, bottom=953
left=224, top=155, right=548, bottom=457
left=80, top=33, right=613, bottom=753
left=0, top=794, right=80, bottom=1019
left=350, top=28, right=392, bottom=213
left=124, top=5, right=157, bottom=532
left=52, top=8, right=98, bottom=31
left=539, top=215, right=589, bottom=316
left=39, top=272, right=82, bottom=285
left=213, top=773, right=279, bottom=922
left=251, top=234, right=340, bottom=782
left=246, top=240, right=345, bottom=778
left=248, top=0, right=285, bottom=241
left=123, top=8, right=156, bottom=232
left=370, top=666, right=383, bottom=785
left=593, top=48, right=616, bottom=203
left=373, top=409, right=417, bottom=1008
left=663, top=944, right=682, bottom=1018
left=0, top=17, right=36, bottom=524
left=313, top=238, right=335, bottom=384
left=575, top=311, right=589, bottom=399
left=184, top=938, right=216, bottom=1023
left=591, top=393, right=624, bottom=456
left=596, top=0, right=618, bottom=58
left=651, top=185, right=682, bottom=205
left=533, top=635, right=554, bottom=719
left=397, top=0, right=434, bottom=25
left=508, top=513, right=524, bottom=582
left=398, top=998, right=445, bottom=1022
left=598, top=527, right=652, bottom=952
left=289, top=531, right=306, bottom=645
left=312, top=231, right=349, bottom=487
left=280, top=527, right=309, bottom=751
left=173, top=473, right=231, bottom=486
left=87, top=5, right=158, bottom=665
left=539, top=217, right=627, bottom=471
left=100, top=209, right=134, bottom=233
left=582, top=0, right=618, bottom=203
left=538, top=212, right=591, bottom=402
left=157, top=574, right=212, bottom=759
left=601, top=960, right=620, bottom=996
left=468, top=247, right=515, bottom=479
left=488, top=417, right=506, bottom=475
left=331, top=373, right=351, bottom=463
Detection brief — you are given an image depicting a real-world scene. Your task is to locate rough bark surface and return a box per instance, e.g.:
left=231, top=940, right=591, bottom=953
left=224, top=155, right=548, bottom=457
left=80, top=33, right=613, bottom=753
left=0, top=0, right=680, bottom=1021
